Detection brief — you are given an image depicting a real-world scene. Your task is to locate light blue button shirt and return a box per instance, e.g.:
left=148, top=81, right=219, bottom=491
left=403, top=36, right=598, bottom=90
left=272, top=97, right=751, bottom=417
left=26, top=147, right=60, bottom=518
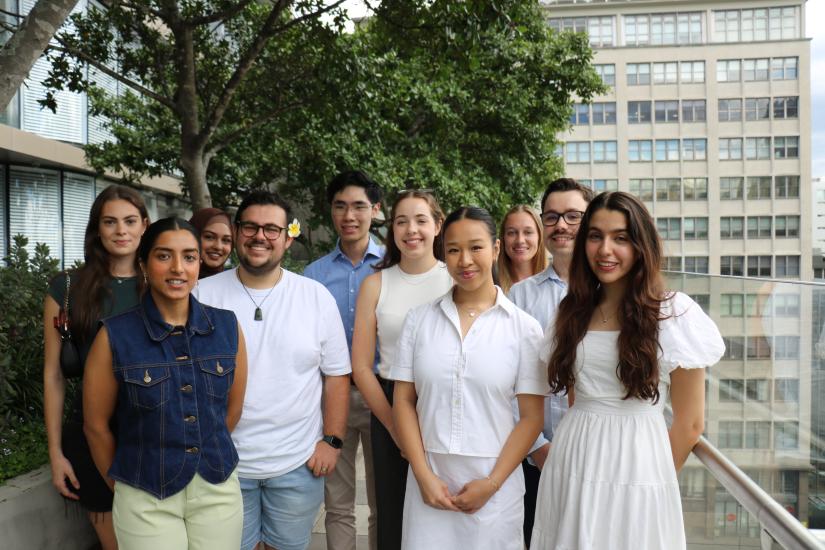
left=303, top=239, right=384, bottom=371
left=508, top=264, right=569, bottom=448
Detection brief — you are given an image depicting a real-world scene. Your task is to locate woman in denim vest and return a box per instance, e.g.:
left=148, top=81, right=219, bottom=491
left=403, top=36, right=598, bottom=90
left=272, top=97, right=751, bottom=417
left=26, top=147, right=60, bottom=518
left=83, top=217, right=248, bottom=550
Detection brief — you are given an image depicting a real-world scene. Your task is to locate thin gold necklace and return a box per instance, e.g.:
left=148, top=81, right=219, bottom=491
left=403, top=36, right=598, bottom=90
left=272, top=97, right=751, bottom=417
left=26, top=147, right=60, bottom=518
left=597, top=303, right=618, bottom=324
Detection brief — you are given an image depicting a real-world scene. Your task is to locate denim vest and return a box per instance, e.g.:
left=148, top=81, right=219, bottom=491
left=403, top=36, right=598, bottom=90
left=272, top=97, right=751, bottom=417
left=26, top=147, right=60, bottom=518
left=103, top=292, right=239, bottom=499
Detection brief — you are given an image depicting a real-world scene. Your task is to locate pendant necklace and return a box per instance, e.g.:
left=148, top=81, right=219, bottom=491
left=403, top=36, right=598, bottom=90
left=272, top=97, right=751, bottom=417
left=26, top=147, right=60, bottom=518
left=597, top=304, right=617, bottom=324
left=237, top=268, right=281, bottom=321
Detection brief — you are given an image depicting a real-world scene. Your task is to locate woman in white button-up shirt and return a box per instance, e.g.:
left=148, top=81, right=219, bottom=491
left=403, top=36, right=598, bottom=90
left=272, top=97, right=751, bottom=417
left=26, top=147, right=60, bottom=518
left=390, top=207, right=547, bottom=550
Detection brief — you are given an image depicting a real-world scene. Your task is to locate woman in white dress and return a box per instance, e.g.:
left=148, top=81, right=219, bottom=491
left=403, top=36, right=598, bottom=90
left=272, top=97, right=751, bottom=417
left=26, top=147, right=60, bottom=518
left=530, top=192, right=724, bottom=550
left=391, top=207, right=546, bottom=550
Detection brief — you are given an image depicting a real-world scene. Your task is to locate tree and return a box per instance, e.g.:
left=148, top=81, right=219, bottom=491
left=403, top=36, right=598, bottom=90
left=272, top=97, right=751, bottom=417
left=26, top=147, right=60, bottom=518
left=0, top=0, right=80, bottom=109
left=45, top=0, right=348, bottom=210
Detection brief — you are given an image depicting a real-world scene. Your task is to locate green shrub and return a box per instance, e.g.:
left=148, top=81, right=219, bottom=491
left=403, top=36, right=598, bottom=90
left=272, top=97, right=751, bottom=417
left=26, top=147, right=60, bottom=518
left=0, top=416, right=49, bottom=483
left=0, top=236, right=59, bottom=431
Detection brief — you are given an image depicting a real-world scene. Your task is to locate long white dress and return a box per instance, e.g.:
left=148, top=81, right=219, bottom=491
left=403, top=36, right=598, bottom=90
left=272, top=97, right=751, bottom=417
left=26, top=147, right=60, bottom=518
left=530, top=292, right=724, bottom=550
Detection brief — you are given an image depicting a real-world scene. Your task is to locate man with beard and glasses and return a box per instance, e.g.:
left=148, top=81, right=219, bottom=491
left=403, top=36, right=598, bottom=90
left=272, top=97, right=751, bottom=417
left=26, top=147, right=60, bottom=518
left=196, top=190, right=351, bottom=550
left=508, top=178, right=593, bottom=546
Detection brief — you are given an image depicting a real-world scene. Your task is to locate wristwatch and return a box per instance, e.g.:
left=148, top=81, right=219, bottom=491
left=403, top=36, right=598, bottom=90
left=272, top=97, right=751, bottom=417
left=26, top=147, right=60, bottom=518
left=322, top=434, right=344, bottom=449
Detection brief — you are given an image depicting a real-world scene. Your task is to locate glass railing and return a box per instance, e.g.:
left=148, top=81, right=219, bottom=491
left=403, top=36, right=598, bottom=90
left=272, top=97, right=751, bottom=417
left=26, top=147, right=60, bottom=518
left=663, top=272, right=825, bottom=548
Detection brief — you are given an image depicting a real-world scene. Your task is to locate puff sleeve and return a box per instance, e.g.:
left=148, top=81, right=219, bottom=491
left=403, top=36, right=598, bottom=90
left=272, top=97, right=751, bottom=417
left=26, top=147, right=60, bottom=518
left=658, top=291, right=725, bottom=373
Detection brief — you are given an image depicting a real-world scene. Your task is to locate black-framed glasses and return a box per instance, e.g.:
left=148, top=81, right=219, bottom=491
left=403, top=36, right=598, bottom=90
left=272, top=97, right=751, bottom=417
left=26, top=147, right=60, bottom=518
left=541, top=210, right=584, bottom=227
left=237, top=221, right=284, bottom=240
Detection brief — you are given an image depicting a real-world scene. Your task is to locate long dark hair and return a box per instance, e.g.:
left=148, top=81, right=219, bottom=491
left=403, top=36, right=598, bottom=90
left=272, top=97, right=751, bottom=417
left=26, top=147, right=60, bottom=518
left=139, top=217, right=201, bottom=265
left=548, top=192, right=668, bottom=403
left=374, top=191, right=445, bottom=270
left=71, top=185, right=149, bottom=342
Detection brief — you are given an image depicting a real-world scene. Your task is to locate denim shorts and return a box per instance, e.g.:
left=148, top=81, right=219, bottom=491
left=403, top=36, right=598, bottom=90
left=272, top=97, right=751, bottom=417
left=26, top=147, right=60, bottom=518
left=239, top=464, right=324, bottom=550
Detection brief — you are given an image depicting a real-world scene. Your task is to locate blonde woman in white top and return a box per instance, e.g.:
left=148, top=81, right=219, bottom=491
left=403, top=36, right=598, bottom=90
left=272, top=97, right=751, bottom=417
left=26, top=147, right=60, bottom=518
left=351, top=190, right=454, bottom=550
left=390, top=207, right=546, bottom=550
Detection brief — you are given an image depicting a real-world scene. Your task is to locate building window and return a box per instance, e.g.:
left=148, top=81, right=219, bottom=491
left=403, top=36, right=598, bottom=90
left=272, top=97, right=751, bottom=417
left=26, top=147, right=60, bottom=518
left=719, top=138, right=743, bottom=160
left=773, top=136, right=799, bottom=159
left=680, top=61, right=705, bottom=83
left=8, top=166, right=63, bottom=263
left=747, top=335, right=771, bottom=359
left=629, top=178, right=653, bottom=200
left=746, top=379, right=769, bottom=402
left=720, top=177, right=744, bottom=200
left=718, top=421, right=743, bottom=449
left=684, top=256, right=709, bottom=273
left=720, top=217, right=744, bottom=239
left=721, top=294, right=744, bottom=317
left=570, top=103, right=590, bottom=125
left=681, top=100, right=706, bottom=122
left=713, top=8, right=799, bottom=42
left=721, top=255, right=745, bottom=276
left=745, top=137, right=771, bottom=160
left=565, top=142, right=590, bottom=163
left=747, top=176, right=771, bottom=199
left=593, top=141, right=617, bottom=163
left=717, top=59, right=741, bottom=82
left=683, top=178, right=708, bottom=200
left=627, top=101, right=652, bottom=124
left=656, top=217, right=681, bottom=240
left=718, top=99, right=742, bottom=122
left=744, top=98, right=770, bottom=121
left=591, top=179, right=618, bottom=192
left=627, top=63, right=651, bottom=85
left=591, top=102, right=616, bottom=125
left=771, top=57, right=797, bottom=80
left=775, top=421, right=799, bottom=449
left=587, top=16, right=614, bottom=47
left=549, top=17, right=587, bottom=34
left=624, top=14, right=650, bottom=45
left=629, top=140, right=653, bottom=162
left=682, top=139, right=707, bottom=161
left=747, top=216, right=772, bottom=239
left=774, top=216, right=799, bottom=238
left=745, top=421, right=771, bottom=449
left=772, top=294, right=800, bottom=316
left=663, top=256, right=682, bottom=271
left=719, top=379, right=744, bottom=401
left=773, top=96, right=798, bottom=119
left=747, top=255, right=772, bottom=277
left=594, top=64, right=616, bottom=86
left=655, top=139, right=680, bottom=161
left=656, top=178, right=681, bottom=201
left=691, top=294, right=710, bottom=313
left=654, top=100, right=679, bottom=123
left=745, top=293, right=765, bottom=317
left=683, top=217, right=708, bottom=240
left=653, top=62, right=678, bottom=84
left=774, top=337, right=800, bottom=360
left=743, top=58, right=770, bottom=81
left=775, top=175, right=799, bottom=198
left=722, top=336, right=745, bottom=360
left=774, top=255, right=800, bottom=278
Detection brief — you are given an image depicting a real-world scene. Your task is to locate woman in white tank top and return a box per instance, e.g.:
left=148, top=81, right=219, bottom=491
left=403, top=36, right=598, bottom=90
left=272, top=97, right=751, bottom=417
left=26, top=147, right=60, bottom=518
left=351, top=190, right=453, bottom=550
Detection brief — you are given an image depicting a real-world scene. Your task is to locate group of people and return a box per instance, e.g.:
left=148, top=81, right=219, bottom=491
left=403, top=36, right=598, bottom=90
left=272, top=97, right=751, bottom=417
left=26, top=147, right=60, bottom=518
left=42, top=172, right=725, bottom=550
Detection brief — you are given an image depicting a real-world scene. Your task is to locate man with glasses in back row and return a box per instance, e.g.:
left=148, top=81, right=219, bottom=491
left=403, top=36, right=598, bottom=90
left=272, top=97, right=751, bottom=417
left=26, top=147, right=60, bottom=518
left=196, top=190, right=351, bottom=550
left=508, top=178, right=594, bottom=546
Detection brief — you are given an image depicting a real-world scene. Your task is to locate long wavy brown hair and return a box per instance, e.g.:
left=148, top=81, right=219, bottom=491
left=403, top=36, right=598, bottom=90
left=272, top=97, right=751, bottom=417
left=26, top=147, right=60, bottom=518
left=548, top=192, right=669, bottom=403
left=70, top=185, right=149, bottom=342
left=374, top=190, right=445, bottom=270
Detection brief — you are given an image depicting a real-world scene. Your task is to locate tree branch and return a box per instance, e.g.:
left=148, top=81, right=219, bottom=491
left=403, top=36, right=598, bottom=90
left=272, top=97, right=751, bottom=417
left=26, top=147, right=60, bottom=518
left=0, top=7, right=22, bottom=21
left=49, top=42, right=176, bottom=111
left=269, top=0, right=347, bottom=36
left=185, top=0, right=256, bottom=26
left=205, top=101, right=305, bottom=157
left=111, top=0, right=165, bottom=20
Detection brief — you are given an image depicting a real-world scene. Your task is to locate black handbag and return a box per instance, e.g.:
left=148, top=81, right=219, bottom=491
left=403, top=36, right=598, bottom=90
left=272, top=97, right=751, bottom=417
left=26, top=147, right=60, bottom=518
left=54, top=272, right=83, bottom=379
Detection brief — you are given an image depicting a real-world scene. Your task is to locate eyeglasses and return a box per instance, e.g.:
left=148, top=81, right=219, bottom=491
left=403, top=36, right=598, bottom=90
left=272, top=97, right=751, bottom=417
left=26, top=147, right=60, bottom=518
left=541, top=210, right=584, bottom=227
left=396, top=188, right=434, bottom=199
left=237, top=221, right=285, bottom=240
left=332, top=201, right=373, bottom=216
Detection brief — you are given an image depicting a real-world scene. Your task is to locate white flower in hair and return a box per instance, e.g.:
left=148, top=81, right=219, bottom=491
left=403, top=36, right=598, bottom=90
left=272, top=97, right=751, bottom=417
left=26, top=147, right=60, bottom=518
left=287, top=218, right=301, bottom=238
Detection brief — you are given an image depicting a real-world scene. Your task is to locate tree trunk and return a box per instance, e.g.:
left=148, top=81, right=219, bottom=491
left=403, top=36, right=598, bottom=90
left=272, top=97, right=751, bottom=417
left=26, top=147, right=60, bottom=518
left=0, top=0, right=80, bottom=110
left=181, top=147, right=212, bottom=211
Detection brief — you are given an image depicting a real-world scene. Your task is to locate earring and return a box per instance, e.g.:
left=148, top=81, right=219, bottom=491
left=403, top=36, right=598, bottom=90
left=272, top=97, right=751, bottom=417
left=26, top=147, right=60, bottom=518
left=142, top=271, right=148, bottom=285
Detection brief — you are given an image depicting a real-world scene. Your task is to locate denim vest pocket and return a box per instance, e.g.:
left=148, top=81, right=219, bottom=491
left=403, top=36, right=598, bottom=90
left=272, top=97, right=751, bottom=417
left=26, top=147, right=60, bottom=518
left=123, top=366, right=171, bottom=410
left=199, top=358, right=235, bottom=398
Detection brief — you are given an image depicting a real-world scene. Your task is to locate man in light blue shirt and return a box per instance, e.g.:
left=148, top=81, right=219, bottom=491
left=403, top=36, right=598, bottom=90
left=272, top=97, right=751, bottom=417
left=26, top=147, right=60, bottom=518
left=508, top=177, right=593, bottom=545
left=303, top=170, right=383, bottom=550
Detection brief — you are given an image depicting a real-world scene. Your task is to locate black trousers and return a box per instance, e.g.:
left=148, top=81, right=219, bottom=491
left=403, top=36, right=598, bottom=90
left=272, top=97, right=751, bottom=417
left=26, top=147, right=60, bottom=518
left=522, top=459, right=541, bottom=547
left=371, top=376, right=408, bottom=550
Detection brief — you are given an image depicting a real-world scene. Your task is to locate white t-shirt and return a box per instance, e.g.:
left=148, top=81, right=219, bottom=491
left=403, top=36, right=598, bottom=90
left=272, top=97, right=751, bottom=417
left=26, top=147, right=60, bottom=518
left=388, top=287, right=548, bottom=457
left=196, top=268, right=351, bottom=478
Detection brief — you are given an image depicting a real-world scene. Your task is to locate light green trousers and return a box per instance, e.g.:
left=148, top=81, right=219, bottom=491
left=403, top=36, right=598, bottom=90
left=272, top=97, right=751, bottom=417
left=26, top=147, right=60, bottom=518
left=113, top=472, right=242, bottom=550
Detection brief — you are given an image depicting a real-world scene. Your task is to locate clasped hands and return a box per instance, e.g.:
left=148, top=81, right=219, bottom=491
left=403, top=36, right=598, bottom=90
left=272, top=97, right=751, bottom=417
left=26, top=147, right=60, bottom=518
left=417, top=471, right=498, bottom=514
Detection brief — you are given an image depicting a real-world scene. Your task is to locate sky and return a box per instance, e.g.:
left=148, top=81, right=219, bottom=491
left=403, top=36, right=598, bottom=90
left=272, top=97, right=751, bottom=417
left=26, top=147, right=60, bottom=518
left=807, top=0, right=825, bottom=179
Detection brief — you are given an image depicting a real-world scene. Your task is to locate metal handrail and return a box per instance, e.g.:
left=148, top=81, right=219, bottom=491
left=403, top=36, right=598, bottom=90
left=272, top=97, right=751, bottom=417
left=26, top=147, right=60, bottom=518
left=691, top=436, right=825, bottom=549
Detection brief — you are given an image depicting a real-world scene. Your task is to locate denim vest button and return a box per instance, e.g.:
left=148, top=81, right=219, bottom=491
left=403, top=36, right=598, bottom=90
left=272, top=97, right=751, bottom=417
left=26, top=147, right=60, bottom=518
left=185, top=447, right=199, bottom=453
left=184, top=415, right=197, bottom=423
left=176, top=355, right=189, bottom=361
left=143, top=370, right=151, bottom=383
left=216, top=361, right=224, bottom=374
left=181, top=384, right=193, bottom=392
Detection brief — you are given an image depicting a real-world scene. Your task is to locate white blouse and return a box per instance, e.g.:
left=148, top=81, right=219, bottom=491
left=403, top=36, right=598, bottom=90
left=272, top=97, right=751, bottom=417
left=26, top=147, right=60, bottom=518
left=388, top=288, right=548, bottom=458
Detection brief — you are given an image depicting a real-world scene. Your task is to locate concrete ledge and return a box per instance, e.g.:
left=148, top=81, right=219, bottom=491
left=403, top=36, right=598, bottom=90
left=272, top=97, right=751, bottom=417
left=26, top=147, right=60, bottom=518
left=0, top=465, right=96, bottom=550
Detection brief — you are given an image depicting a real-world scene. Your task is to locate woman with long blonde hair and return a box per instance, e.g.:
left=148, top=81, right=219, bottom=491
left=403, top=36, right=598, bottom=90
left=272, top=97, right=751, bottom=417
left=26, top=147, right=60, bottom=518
left=497, top=205, right=547, bottom=294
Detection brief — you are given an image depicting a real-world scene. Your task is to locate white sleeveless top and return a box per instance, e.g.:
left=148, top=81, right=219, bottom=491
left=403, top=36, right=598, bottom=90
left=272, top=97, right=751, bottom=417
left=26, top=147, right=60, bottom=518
left=375, top=262, right=453, bottom=379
